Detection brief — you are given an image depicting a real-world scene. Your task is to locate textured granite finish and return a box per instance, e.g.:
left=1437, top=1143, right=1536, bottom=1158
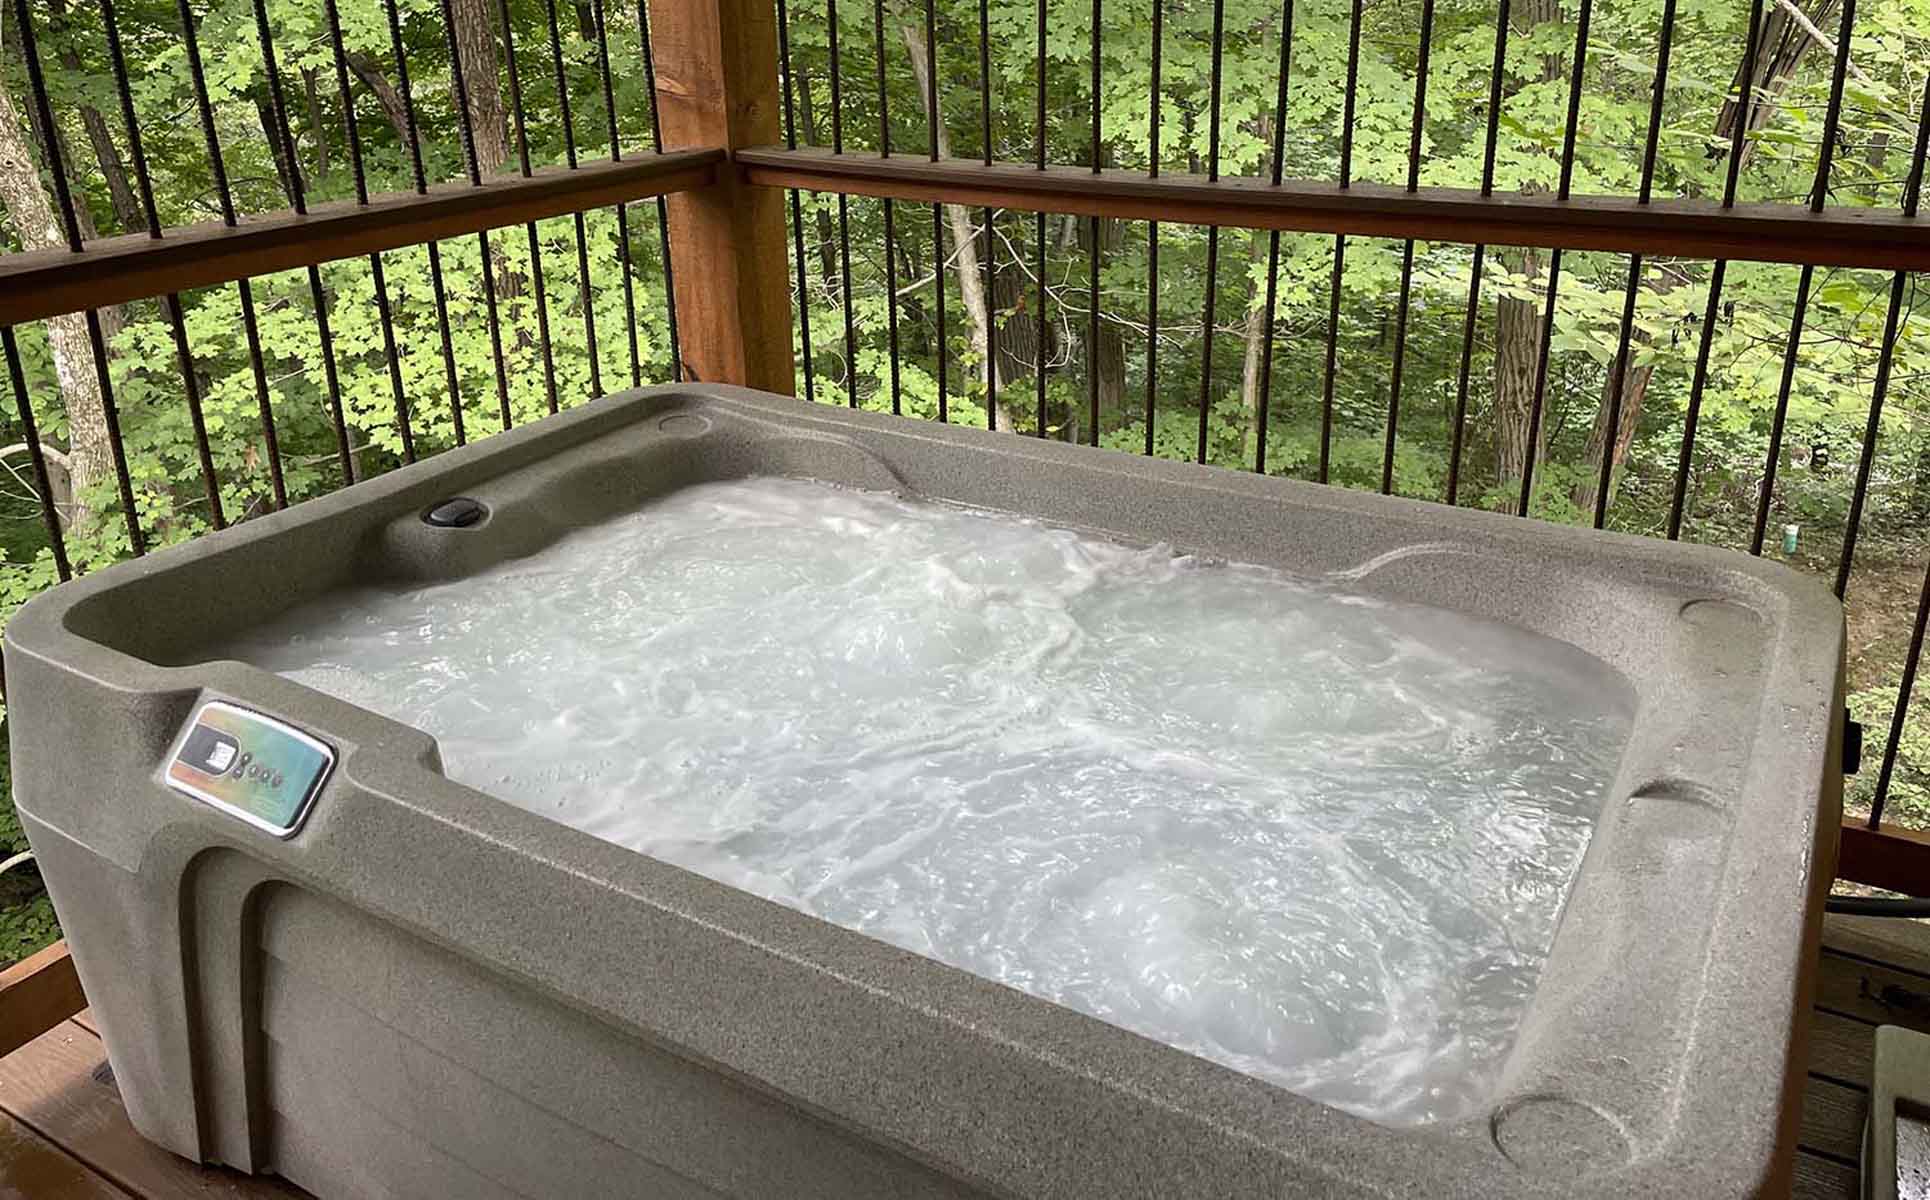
left=7, top=385, right=1844, bottom=1198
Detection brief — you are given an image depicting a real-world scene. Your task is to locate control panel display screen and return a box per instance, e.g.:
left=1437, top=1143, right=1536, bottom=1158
left=164, top=700, right=334, bottom=837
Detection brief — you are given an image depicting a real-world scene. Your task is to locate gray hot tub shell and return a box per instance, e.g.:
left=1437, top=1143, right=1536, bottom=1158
left=6, top=384, right=1844, bottom=1199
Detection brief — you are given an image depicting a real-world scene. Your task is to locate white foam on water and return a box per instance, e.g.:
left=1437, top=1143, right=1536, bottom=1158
left=222, top=475, right=1630, bottom=1126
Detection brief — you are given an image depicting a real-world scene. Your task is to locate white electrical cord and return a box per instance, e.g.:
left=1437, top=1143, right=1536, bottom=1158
left=0, top=850, right=33, bottom=877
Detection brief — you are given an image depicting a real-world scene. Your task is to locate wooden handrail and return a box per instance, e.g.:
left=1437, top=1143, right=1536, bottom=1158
left=736, top=146, right=1930, bottom=272
left=0, top=150, right=724, bottom=327
left=0, top=941, right=83, bottom=1058
left=1838, top=820, right=1930, bottom=897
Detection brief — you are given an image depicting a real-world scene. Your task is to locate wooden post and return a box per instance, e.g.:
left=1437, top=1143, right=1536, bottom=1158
left=650, top=0, right=795, bottom=392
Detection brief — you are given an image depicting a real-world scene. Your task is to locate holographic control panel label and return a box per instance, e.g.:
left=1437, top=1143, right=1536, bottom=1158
left=164, top=700, right=334, bottom=837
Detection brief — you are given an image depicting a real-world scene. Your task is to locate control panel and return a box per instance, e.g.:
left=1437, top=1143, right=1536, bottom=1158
left=164, top=700, right=335, bottom=837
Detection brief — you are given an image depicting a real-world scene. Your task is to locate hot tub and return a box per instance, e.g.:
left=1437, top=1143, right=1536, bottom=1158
left=6, top=384, right=1843, bottom=1198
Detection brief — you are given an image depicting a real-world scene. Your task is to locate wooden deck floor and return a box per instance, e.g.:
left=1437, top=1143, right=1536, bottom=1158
left=1, top=912, right=1925, bottom=1197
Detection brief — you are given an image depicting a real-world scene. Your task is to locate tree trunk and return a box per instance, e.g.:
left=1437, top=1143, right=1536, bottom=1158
left=0, top=80, right=111, bottom=531
left=900, top=20, right=1015, bottom=429
left=1489, top=0, right=1564, bottom=503
left=1714, top=0, right=1839, bottom=174
left=75, top=106, right=139, bottom=230
left=1493, top=248, right=1546, bottom=496
left=451, top=0, right=508, bottom=176
left=346, top=51, right=415, bottom=148
left=46, top=0, right=141, bottom=232
left=256, top=93, right=296, bottom=201
left=1567, top=340, right=1655, bottom=514
left=1095, top=221, right=1124, bottom=431
left=1238, top=229, right=1271, bottom=467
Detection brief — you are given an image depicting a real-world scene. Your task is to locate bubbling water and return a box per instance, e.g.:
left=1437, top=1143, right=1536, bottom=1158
left=223, top=475, right=1629, bottom=1125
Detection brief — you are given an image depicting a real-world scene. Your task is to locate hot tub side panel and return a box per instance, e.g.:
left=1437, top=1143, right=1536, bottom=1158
left=17, top=813, right=994, bottom=1199
left=6, top=384, right=1845, bottom=1200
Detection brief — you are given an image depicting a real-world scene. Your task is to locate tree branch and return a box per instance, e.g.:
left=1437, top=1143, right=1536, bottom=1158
left=344, top=51, right=413, bottom=149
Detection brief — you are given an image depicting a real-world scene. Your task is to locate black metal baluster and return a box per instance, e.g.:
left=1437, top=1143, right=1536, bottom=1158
left=1196, top=226, right=1218, bottom=463
left=1833, top=81, right=1927, bottom=596
left=1908, top=71, right=1930, bottom=215
left=984, top=210, right=1000, bottom=430
left=928, top=0, right=944, bottom=420
left=1034, top=0, right=1046, bottom=170
left=1339, top=0, right=1362, bottom=186
left=1638, top=0, right=1676, bottom=204
left=1254, top=0, right=1293, bottom=474
left=1443, top=249, right=1483, bottom=505
left=170, top=0, right=243, bottom=514
left=1446, top=0, right=1509, bottom=505
left=1517, top=0, right=1592, bottom=514
left=1591, top=0, right=1674, bottom=527
left=1668, top=0, right=1758, bottom=538
left=543, top=0, right=603, bottom=398
left=1726, top=0, right=1763, bottom=204
left=359, top=0, right=422, bottom=462
left=1085, top=0, right=1100, bottom=444
left=876, top=0, right=900, bottom=414
left=429, top=0, right=511, bottom=433
left=3, top=328, right=69, bottom=579
left=1381, top=0, right=1433, bottom=495
left=592, top=0, right=642, bottom=389
left=883, top=200, right=901, bottom=413
left=1145, top=224, right=1158, bottom=456
left=1086, top=223, right=1099, bottom=444
left=1382, top=243, right=1415, bottom=495
left=1318, top=236, right=1344, bottom=483
left=1810, top=0, right=1858, bottom=213
left=1750, top=266, right=1813, bottom=554
left=1871, top=560, right=1930, bottom=827
left=1593, top=256, right=1643, bottom=527
left=826, top=0, right=858, bottom=405
left=404, top=0, right=472, bottom=444
left=1516, top=249, right=1563, bottom=516
left=1557, top=0, right=1594, bottom=200
left=1034, top=210, right=1047, bottom=437
left=1197, top=0, right=1225, bottom=463
left=979, top=0, right=995, bottom=428
left=1316, top=0, right=1364, bottom=482
left=1033, top=0, right=1046, bottom=438
left=936, top=206, right=949, bottom=421
left=1667, top=265, right=1726, bottom=540
left=1255, top=237, right=1280, bottom=473
left=980, top=0, right=992, bottom=160
left=637, top=0, right=682, bottom=379
left=54, top=0, right=147, bottom=546
left=499, top=0, right=562, bottom=414
left=778, top=0, right=816, bottom=404
left=1834, top=273, right=1908, bottom=596
left=1482, top=0, right=1510, bottom=192
left=1144, top=0, right=1161, bottom=456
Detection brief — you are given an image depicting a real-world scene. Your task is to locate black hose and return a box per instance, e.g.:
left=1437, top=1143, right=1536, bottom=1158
left=1826, top=895, right=1930, bottom=917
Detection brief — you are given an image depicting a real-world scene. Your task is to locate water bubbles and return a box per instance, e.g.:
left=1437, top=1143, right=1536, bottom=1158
left=223, top=476, right=1629, bottom=1127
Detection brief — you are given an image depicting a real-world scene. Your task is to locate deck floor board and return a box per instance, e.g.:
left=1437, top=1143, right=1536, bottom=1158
left=3, top=912, right=1928, bottom=1196
left=0, top=1019, right=300, bottom=1199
